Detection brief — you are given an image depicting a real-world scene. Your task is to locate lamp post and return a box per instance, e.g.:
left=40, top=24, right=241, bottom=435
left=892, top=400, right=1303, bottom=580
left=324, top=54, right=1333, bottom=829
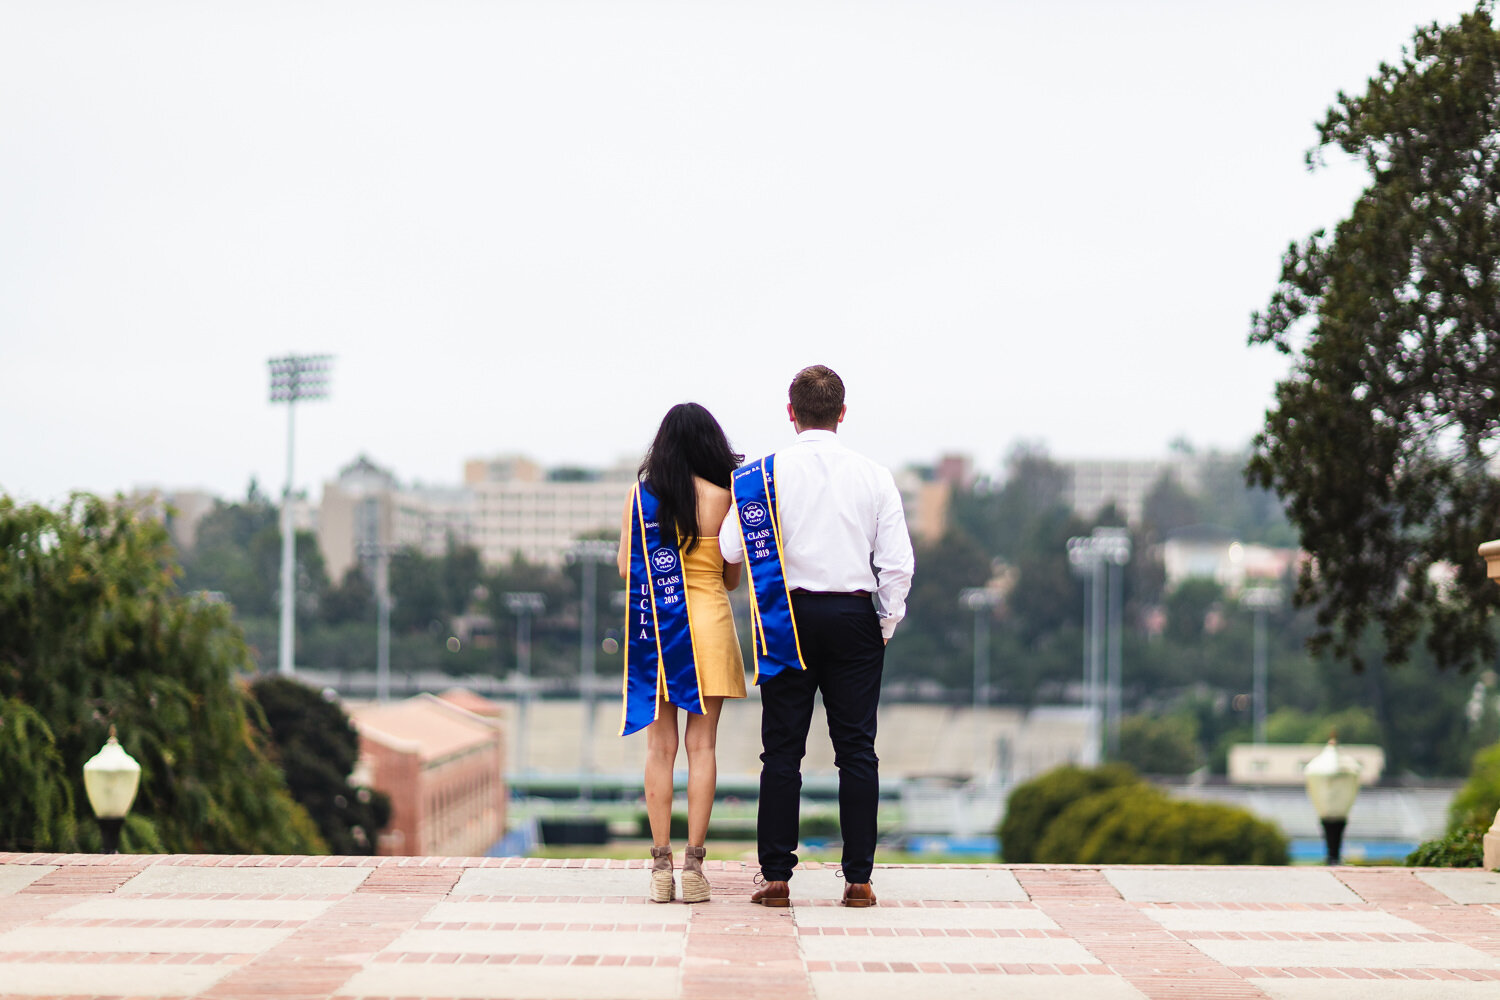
left=1067, top=528, right=1131, bottom=763
left=83, top=727, right=141, bottom=854
left=1242, top=586, right=1281, bottom=744
left=571, top=540, right=617, bottom=805
left=1303, top=737, right=1362, bottom=864
left=505, top=591, right=546, bottom=777
left=268, top=353, right=332, bottom=677
left=959, top=587, right=1001, bottom=780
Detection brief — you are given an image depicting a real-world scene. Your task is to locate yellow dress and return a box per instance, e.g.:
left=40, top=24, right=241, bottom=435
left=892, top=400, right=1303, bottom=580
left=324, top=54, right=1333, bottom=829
left=674, top=537, right=747, bottom=700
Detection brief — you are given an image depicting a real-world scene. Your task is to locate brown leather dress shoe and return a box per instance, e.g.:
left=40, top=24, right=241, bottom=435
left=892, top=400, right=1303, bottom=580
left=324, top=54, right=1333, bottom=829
left=751, top=880, right=791, bottom=907
left=841, top=882, right=877, bottom=907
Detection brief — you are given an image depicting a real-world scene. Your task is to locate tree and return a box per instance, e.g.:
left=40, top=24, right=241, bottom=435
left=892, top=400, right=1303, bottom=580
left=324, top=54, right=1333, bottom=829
left=0, top=494, right=325, bottom=853
left=1249, top=4, right=1500, bottom=673
left=249, top=676, right=390, bottom=854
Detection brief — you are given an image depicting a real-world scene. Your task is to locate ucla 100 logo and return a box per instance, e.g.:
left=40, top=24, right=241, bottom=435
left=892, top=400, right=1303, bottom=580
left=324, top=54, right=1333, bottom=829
left=741, top=501, right=769, bottom=528
left=651, top=548, right=678, bottom=573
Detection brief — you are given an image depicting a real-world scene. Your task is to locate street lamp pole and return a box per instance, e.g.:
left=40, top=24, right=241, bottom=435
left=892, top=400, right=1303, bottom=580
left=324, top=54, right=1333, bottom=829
left=572, top=540, right=617, bottom=805
left=960, top=587, right=1001, bottom=780
left=505, top=591, right=546, bottom=777
left=268, top=354, right=332, bottom=677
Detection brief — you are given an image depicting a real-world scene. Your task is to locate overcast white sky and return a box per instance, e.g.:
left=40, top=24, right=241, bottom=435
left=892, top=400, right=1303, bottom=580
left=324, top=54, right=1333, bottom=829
left=1, top=1, right=1479, bottom=504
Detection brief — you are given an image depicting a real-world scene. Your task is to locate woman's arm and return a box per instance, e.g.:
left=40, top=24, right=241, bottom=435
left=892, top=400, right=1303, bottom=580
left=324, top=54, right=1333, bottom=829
left=616, top=490, right=633, bottom=580
left=722, top=559, right=741, bottom=592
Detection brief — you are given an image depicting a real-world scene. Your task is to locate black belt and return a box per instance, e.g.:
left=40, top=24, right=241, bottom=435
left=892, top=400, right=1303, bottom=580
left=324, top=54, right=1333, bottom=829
left=790, top=588, right=872, bottom=598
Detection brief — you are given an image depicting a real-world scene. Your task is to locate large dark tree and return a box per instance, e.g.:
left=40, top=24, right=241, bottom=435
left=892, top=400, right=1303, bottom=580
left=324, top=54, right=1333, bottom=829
left=1249, top=4, right=1500, bottom=672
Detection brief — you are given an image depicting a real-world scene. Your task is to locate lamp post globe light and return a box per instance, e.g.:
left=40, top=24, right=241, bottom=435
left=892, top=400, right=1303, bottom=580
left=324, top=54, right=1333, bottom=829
left=1303, top=737, right=1362, bottom=865
left=83, top=727, right=141, bottom=854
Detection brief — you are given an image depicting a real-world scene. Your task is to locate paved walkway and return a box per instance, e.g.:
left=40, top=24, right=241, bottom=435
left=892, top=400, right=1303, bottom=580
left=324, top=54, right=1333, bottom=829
left=4, top=855, right=1500, bottom=999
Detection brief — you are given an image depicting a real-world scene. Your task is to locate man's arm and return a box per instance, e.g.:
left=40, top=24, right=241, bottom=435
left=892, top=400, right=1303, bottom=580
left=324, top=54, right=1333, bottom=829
left=872, top=471, right=915, bottom=641
left=718, top=503, right=745, bottom=566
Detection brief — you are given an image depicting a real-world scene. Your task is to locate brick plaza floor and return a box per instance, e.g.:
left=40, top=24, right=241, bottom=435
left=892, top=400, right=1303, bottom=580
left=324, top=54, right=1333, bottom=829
left=4, top=854, right=1500, bottom=999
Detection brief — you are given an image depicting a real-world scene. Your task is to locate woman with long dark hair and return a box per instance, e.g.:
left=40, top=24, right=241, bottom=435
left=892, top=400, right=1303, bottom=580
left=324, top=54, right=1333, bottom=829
left=617, top=402, right=745, bottom=903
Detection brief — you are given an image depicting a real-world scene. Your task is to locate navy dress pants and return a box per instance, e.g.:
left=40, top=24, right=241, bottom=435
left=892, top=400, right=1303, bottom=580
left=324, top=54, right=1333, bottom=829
left=757, top=591, right=885, bottom=884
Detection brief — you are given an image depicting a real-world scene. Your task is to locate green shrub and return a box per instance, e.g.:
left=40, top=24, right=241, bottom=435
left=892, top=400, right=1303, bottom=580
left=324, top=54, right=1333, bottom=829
left=1035, top=786, right=1288, bottom=865
left=1448, top=743, right=1500, bottom=830
left=636, top=812, right=757, bottom=841
left=999, top=763, right=1139, bottom=863
left=1407, top=817, right=1488, bottom=868
left=799, top=812, right=841, bottom=839
left=1118, top=714, right=1201, bottom=775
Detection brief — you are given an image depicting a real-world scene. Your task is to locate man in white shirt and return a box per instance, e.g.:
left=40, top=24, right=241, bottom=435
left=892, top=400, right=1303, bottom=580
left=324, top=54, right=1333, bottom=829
left=720, top=365, right=915, bottom=907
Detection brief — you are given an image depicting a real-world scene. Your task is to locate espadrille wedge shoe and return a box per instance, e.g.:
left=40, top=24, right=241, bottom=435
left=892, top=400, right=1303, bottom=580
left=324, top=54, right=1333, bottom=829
left=649, top=845, right=675, bottom=903
left=680, top=845, right=710, bottom=903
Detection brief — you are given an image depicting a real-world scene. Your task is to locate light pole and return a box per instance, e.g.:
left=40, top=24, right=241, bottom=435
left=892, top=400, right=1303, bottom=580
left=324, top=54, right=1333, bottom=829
left=83, top=727, right=140, bottom=854
left=571, top=540, right=617, bottom=805
left=1243, top=586, right=1280, bottom=745
left=268, top=354, right=332, bottom=677
left=960, top=587, right=1002, bottom=781
left=505, top=591, right=546, bottom=777
left=360, top=542, right=400, bottom=703
left=1067, top=528, right=1130, bottom=763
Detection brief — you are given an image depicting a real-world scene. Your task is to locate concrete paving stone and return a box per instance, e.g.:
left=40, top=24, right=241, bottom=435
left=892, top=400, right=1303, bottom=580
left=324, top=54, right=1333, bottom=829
left=1141, top=906, right=1428, bottom=934
left=0, top=923, right=299, bottom=954
left=55, top=895, right=339, bottom=922
left=387, top=927, right=683, bottom=956
left=793, top=905, right=1058, bottom=930
left=426, top=900, right=690, bottom=924
left=1254, top=980, right=1500, bottom=1000
left=0, top=960, right=232, bottom=996
left=338, top=962, right=680, bottom=999
left=1414, top=869, right=1500, bottom=904
left=1189, top=937, right=1500, bottom=970
left=790, top=868, right=1027, bottom=902
left=0, top=865, right=55, bottom=896
left=809, top=972, right=1147, bottom=1000
left=452, top=867, right=649, bottom=897
left=120, top=864, right=372, bottom=896
left=798, top=933, right=1101, bottom=966
left=1106, top=869, right=1361, bottom=904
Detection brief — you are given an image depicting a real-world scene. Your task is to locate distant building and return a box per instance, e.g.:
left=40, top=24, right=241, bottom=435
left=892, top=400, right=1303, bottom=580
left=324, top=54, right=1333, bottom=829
left=128, top=487, right=219, bottom=552
left=1161, top=525, right=1299, bottom=594
left=317, top=456, right=477, bottom=583
left=347, top=693, right=507, bottom=857
left=894, top=454, right=970, bottom=544
left=466, top=454, right=634, bottom=566
left=1057, top=455, right=1199, bottom=524
left=1228, top=743, right=1384, bottom=786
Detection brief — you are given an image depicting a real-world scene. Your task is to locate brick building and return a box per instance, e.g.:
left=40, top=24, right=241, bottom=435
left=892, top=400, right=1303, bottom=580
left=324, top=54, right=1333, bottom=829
left=347, top=693, right=507, bottom=857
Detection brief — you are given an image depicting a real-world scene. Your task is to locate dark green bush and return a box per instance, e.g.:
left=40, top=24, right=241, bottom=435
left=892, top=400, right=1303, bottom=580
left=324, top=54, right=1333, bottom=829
left=799, top=812, right=841, bottom=839
left=1118, top=714, right=1201, bottom=775
left=636, top=812, right=757, bottom=841
left=1035, top=785, right=1287, bottom=865
left=1448, top=743, right=1500, bottom=831
left=1407, top=818, right=1488, bottom=868
left=999, top=763, right=1140, bottom=862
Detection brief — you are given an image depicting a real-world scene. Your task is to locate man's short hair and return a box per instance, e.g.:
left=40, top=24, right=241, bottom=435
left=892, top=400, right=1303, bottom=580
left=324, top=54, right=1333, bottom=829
left=789, top=365, right=845, bottom=428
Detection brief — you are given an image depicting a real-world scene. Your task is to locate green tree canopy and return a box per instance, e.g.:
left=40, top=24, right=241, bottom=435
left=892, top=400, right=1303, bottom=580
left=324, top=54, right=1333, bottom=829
left=0, top=494, right=324, bottom=853
left=1249, top=4, right=1500, bottom=672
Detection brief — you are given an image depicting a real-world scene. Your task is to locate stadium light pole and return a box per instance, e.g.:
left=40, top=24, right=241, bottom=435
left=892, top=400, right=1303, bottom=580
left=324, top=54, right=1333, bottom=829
left=268, top=354, right=332, bottom=677
left=505, top=591, right=546, bottom=777
left=359, top=542, right=400, bottom=703
left=1067, top=528, right=1130, bottom=763
left=959, top=587, right=1002, bottom=780
left=1243, top=586, right=1281, bottom=745
left=571, top=540, right=617, bottom=805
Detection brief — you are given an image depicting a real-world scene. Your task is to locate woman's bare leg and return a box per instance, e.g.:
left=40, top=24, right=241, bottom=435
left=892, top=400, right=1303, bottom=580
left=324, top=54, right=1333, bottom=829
left=644, top=700, right=680, bottom=846
left=683, top=697, right=724, bottom=846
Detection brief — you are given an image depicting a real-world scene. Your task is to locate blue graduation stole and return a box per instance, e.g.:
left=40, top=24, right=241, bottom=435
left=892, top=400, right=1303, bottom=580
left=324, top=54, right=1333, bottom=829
left=732, top=455, right=806, bottom=683
left=619, top=483, right=705, bottom=736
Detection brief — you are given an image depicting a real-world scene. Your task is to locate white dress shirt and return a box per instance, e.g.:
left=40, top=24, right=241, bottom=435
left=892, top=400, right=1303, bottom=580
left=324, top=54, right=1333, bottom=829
left=720, top=429, right=915, bottom=640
